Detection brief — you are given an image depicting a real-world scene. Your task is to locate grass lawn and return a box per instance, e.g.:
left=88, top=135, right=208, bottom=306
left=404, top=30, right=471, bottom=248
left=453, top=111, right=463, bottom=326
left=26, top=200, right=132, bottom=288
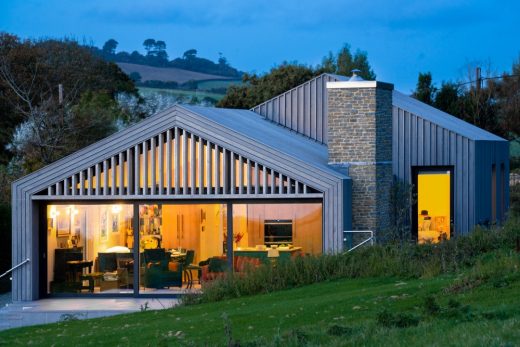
left=1, top=273, right=519, bottom=346
left=138, top=87, right=225, bottom=101
left=196, top=79, right=242, bottom=91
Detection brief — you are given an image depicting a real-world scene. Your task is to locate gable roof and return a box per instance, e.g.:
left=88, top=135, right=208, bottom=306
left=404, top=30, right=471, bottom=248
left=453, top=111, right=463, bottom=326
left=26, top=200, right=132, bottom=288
left=178, top=105, right=342, bottom=177
left=392, top=91, right=507, bottom=142
left=14, top=104, right=347, bottom=198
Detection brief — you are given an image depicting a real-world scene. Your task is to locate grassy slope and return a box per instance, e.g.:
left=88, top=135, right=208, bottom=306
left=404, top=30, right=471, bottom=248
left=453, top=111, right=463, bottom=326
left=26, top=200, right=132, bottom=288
left=1, top=271, right=519, bottom=346
left=138, top=87, right=225, bottom=101
left=116, top=63, right=235, bottom=84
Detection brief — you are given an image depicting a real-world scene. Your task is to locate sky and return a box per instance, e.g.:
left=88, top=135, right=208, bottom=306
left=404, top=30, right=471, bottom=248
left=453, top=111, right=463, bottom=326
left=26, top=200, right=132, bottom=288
left=1, top=0, right=519, bottom=92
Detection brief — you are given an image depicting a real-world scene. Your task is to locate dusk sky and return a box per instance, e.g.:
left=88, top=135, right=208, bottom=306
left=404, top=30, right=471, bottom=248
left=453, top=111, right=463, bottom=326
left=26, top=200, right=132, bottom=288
left=1, top=0, right=519, bottom=92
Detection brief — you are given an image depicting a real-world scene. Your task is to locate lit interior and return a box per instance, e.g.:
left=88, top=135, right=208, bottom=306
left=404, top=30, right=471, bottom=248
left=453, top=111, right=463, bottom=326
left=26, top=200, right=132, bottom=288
left=417, top=171, right=451, bottom=243
left=46, top=202, right=322, bottom=295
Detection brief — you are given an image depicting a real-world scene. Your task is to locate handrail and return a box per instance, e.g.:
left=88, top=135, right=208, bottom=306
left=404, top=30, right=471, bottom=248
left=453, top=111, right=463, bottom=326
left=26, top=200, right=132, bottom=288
left=344, top=231, right=374, bottom=252
left=0, top=258, right=30, bottom=279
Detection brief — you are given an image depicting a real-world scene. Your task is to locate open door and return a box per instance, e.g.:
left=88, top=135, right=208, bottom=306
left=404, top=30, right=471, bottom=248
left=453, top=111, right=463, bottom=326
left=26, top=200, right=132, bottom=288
left=415, top=168, right=452, bottom=244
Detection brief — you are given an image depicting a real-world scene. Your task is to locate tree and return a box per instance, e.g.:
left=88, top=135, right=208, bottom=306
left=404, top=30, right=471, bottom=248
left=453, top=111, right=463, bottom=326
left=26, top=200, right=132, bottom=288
left=218, top=63, right=316, bottom=109
left=434, top=82, right=462, bottom=116
left=0, top=33, right=138, bottom=172
left=154, top=40, right=166, bottom=51
left=183, top=49, right=197, bottom=60
left=143, top=39, right=156, bottom=55
left=102, top=39, right=118, bottom=57
left=129, top=71, right=141, bottom=82
left=413, top=72, right=436, bottom=105
left=318, top=44, right=376, bottom=80
left=496, top=56, right=520, bottom=141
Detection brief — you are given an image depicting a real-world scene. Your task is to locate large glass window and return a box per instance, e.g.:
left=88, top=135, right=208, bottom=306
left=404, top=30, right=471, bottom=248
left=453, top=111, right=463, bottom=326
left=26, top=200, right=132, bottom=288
left=232, top=203, right=323, bottom=263
left=47, top=204, right=134, bottom=294
left=138, top=204, right=226, bottom=293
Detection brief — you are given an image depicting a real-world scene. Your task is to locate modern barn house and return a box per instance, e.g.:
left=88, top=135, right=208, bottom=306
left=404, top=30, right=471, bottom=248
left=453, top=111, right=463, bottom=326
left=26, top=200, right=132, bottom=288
left=11, top=73, right=509, bottom=301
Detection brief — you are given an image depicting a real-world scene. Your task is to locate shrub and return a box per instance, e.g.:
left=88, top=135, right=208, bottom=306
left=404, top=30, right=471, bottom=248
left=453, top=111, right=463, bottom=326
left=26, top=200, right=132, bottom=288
left=192, top=217, right=520, bottom=304
left=376, top=309, right=421, bottom=328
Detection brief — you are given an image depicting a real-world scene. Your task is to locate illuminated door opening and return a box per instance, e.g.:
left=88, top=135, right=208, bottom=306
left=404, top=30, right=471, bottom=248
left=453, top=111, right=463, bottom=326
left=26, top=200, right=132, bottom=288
left=417, top=170, right=451, bottom=244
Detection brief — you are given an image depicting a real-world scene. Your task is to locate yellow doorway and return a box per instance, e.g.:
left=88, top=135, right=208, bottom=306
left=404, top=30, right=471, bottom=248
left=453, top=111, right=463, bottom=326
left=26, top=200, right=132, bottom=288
left=417, top=170, right=451, bottom=243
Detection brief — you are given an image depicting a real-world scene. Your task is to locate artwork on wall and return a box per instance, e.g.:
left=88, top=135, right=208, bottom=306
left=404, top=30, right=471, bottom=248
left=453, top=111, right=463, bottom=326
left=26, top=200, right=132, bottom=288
left=100, top=209, right=108, bottom=241
left=56, top=213, right=70, bottom=237
left=112, top=214, right=119, bottom=233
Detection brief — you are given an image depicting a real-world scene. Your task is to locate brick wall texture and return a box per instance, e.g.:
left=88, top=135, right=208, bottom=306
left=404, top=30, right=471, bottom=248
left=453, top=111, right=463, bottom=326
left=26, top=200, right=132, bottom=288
left=328, top=84, right=393, bottom=234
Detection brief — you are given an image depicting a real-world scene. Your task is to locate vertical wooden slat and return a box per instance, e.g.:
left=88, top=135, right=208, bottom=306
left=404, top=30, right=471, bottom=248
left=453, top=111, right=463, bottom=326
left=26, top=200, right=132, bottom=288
left=87, top=167, right=93, bottom=196
left=191, top=135, right=197, bottom=194
left=174, top=127, right=180, bottom=193
left=182, top=130, right=188, bottom=194
left=246, top=159, right=252, bottom=195
left=197, top=137, right=203, bottom=195
left=238, top=156, right=244, bottom=195
left=230, top=152, right=235, bottom=194
left=158, top=133, right=164, bottom=195
left=111, top=156, right=116, bottom=195
left=134, top=145, right=140, bottom=195
left=151, top=136, right=156, bottom=195
left=303, top=184, right=308, bottom=194
left=215, top=145, right=221, bottom=195
left=279, top=173, right=284, bottom=194
left=262, top=166, right=267, bottom=195
left=127, top=148, right=132, bottom=195
left=119, top=152, right=124, bottom=195
left=63, top=178, right=69, bottom=196
left=79, top=171, right=84, bottom=196
left=103, top=160, right=109, bottom=196
left=143, top=140, right=148, bottom=195
left=96, top=163, right=101, bottom=196
left=206, top=141, right=212, bottom=195
left=166, top=129, right=172, bottom=194
left=270, top=169, right=275, bottom=194
left=295, top=180, right=300, bottom=194
left=254, top=162, right=259, bottom=195
left=223, top=149, right=229, bottom=194
left=71, top=175, right=77, bottom=196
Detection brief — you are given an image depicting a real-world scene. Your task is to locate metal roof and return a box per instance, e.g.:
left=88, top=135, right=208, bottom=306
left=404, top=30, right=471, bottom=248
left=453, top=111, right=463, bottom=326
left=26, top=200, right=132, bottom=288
left=393, top=91, right=507, bottom=142
left=178, top=104, right=346, bottom=179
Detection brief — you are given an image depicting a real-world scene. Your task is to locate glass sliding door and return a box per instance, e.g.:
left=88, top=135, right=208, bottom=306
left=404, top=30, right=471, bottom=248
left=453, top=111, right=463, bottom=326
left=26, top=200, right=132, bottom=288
left=138, top=203, right=226, bottom=293
left=46, top=204, right=134, bottom=294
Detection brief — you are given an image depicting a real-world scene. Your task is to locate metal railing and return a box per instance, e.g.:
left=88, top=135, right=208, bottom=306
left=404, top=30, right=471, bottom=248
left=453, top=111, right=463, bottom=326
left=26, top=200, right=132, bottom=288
left=0, top=258, right=30, bottom=280
left=344, top=231, right=374, bottom=252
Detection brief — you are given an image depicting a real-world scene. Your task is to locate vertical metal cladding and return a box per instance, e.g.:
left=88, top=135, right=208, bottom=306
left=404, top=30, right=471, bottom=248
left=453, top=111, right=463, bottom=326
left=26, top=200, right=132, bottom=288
left=251, top=74, right=348, bottom=144
left=392, top=92, right=509, bottom=235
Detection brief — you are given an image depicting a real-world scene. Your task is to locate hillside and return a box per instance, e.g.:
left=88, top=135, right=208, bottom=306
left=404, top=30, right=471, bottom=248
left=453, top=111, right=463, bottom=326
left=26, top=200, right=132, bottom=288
left=0, top=269, right=519, bottom=346
left=117, top=62, right=237, bottom=84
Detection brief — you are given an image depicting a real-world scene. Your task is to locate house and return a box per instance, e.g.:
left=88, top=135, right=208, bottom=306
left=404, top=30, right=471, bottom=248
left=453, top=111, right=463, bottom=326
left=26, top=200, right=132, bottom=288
left=11, top=73, right=509, bottom=301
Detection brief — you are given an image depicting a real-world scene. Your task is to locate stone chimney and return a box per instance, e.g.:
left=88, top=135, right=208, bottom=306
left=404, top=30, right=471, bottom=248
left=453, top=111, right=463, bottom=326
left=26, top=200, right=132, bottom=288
left=326, top=76, right=394, bottom=235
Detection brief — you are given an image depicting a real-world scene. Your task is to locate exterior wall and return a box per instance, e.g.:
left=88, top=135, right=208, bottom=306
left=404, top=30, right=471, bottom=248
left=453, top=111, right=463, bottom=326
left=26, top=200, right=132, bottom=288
left=327, top=82, right=394, bottom=234
left=251, top=74, right=346, bottom=144
left=11, top=105, right=349, bottom=301
left=392, top=102, right=509, bottom=235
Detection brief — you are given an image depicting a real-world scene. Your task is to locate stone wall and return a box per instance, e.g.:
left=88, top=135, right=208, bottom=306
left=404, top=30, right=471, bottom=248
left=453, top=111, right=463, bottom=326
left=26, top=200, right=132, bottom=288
left=327, top=82, right=394, bottom=236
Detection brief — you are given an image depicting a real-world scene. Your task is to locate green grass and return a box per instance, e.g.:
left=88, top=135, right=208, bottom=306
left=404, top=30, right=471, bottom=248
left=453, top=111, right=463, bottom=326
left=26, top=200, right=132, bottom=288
left=1, top=250, right=520, bottom=346
left=196, top=79, right=242, bottom=91
left=138, top=87, right=225, bottom=101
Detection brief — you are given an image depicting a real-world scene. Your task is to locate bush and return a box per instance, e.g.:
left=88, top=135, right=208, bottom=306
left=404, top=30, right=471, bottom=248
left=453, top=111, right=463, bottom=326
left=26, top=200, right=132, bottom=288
left=193, top=217, right=520, bottom=304
left=376, top=309, right=421, bottom=328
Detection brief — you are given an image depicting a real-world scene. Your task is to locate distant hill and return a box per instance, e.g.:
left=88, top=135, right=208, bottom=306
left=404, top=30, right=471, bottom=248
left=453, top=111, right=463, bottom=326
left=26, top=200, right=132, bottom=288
left=117, top=63, right=236, bottom=84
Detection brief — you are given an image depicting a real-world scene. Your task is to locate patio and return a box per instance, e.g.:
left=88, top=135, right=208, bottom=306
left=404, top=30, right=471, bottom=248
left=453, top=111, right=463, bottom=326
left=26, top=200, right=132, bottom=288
left=0, top=295, right=180, bottom=331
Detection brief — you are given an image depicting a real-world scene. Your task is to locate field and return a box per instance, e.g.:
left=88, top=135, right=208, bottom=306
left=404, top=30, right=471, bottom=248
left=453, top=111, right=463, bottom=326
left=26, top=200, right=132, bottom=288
left=117, top=63, right=236, bottom=84
left=138, top=87, right=225, bottom=102
left=1, top=249, right=519, bottom=346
